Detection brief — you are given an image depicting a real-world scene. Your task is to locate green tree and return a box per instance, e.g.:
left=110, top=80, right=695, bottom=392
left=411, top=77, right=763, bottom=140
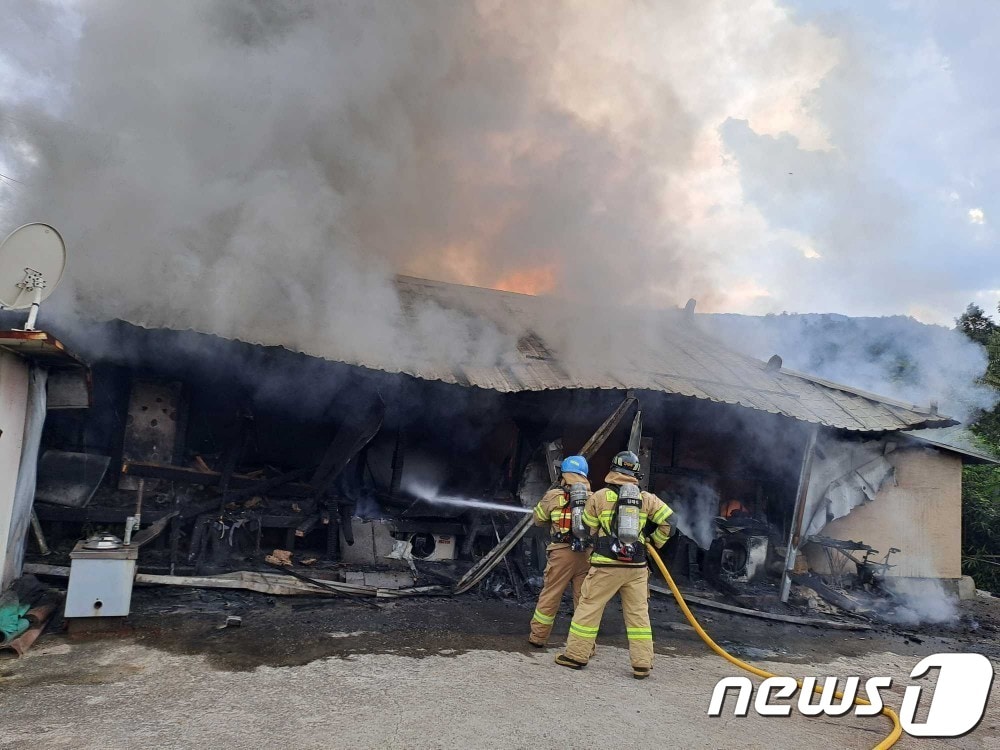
left=957, top=301, right=1000, bottom=591
left=957, top=303, right=998, bottom=346
left=962, top=464, right=1000, bottom=591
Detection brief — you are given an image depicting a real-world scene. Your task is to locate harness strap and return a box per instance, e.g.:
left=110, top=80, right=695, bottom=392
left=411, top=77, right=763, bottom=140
left=550, top=489, right=571, bottom=542
left=593, top=535, right=646, bottom=564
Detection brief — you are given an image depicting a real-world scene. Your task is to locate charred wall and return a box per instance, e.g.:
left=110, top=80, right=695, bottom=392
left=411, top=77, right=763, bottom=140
left=805, top=446, right=963, bottom=580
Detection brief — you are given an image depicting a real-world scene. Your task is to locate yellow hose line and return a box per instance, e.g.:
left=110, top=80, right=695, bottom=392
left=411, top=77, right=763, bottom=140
left=645, top=543, right=902, bottom=750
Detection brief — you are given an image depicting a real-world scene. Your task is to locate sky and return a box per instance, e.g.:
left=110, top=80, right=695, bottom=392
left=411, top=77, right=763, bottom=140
left=733, top=0, right=1000, bottom=323
left=0, top=0, right=997, bottom=329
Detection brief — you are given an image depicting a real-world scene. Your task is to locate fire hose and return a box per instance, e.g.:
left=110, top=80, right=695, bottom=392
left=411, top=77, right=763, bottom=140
left=644, top=543, right=902, bottom=750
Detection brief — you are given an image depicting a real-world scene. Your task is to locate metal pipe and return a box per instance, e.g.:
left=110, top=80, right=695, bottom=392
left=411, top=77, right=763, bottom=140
left=23, top=287, right=42, bottom=330
left=780, top=425, right=819, bottom=602
left=29, top=509, right=50, bottom=556
left=125, top=478, right=144, bottom=546
left=135, top=478, right=145, bottom=519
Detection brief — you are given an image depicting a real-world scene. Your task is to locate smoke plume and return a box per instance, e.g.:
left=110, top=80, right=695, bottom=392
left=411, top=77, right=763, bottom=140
left=2, top=1, right=993, bottom=419
left=669, top=483, right=720, bottom=551
left=701, top=312, right=997, bottom=424
left=880, top=577, right=959, bottom=627
left=0, top=0, right=843, bottom=374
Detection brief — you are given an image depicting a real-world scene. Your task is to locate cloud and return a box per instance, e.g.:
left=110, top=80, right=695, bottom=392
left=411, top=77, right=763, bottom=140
left=721, top=1, right=1000, bottom=323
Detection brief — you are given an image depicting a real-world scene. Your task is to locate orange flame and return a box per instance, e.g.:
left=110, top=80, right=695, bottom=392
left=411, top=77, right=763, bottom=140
left=493, top=264, right=557, bottom=296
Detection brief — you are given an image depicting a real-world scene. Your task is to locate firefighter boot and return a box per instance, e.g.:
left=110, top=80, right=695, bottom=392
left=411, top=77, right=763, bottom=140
left=555, top=653, right=588, bottom=670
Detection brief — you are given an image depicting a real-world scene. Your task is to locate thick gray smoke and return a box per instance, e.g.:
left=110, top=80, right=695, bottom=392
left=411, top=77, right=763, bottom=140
left=881, top=577, right=959, bottom=627
left=0, top=0, right=714, bottom=372
left=0, top=0, right=852, bottom=376
left=669, top=483, right=720, bottom=551
left=3, top=1, right=546, bottom=370
left=702, top=313, right=996, bottom=424
left=1, top=1, right=993, bottom=415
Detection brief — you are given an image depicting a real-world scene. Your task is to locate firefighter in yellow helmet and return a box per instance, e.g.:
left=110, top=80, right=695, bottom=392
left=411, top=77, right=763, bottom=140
left=527, top=455, right=593, bottom=648
left=555, top=450, right=673, bottom=679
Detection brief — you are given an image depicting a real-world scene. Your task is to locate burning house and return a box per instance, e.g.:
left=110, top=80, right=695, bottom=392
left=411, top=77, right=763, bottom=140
left=2, top=274, right=994, bottom=625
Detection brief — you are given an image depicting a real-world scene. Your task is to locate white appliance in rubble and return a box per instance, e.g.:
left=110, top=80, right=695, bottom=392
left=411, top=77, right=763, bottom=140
left=720, top=534, right=769, bottom=583
left=64, top=534, right=138, bottom=618
left=407, top=532, right=457, bottom=561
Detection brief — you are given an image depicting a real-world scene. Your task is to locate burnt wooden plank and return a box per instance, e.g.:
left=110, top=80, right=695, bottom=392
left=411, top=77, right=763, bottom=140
left=34, top=504, right=174, bottom=523
left=122, top=461, right=314, bottom=496
left=295, top=514, right=321, bottom=538
left=131, top=511, right=180, bottom=547
left=311, top=398, right=385, bottom=497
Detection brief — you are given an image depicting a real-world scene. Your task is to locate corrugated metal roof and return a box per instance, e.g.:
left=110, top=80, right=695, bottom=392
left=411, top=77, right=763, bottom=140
left=898, top=426, right=1000, bottom=464
left=362, top=276, right=952, bottom=433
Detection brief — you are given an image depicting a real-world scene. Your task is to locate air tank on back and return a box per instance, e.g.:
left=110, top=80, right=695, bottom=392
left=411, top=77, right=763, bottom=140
left=569, top=482, right=590, bottom=540
left=616, top=483, right=642, bottom=546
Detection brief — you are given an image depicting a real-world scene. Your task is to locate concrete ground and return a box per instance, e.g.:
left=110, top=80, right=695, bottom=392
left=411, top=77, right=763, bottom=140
left=1, top=587, right=998, bottom=750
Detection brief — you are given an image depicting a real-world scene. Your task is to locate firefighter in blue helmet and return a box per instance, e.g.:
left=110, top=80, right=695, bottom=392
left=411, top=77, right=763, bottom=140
left=556, top=450, right=673, bottom=678
left=527, top=455, right=593, bottom=647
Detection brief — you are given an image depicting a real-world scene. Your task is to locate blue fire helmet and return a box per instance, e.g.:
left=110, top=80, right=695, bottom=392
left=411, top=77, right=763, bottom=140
left=560, top=455, right=589, bottom=477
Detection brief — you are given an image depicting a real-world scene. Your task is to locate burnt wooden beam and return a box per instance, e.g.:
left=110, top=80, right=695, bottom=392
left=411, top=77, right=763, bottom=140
left=226, top=467, right=314, bottom=502
left=218, top=409, right=254, bottom=513
left=779, top=424, right=820, bottom=603
left=310, top=397, right=386, bottom=498
left=131, top=511, right=180, bottom=547
left=579, top=393, right=637, bottom=459
left=33, top=502, right=334, bottom=533
left=122, top=461, right=315, bottom=496
left=294, top=514, right=321, bottom=538
left=789, top=572, right=873, bottom=616
left=34, top=504, right=176, bottom=524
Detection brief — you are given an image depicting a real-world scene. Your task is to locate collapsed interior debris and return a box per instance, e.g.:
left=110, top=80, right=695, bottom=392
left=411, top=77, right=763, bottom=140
left=3, top=277, right=997, bottom=629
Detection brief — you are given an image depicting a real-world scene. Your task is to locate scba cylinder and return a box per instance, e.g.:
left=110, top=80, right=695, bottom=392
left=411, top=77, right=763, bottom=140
left=569, top=483, right=590, bottom=540
left=616, top=484, right=642, bottom=545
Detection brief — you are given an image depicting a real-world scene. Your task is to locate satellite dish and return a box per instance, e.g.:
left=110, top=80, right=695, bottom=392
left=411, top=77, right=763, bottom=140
left=0, top=223, right=66, bottom=330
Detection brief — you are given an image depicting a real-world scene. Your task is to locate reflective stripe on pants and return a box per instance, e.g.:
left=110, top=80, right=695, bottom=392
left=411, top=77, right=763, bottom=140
left=564, top=565, right=654, bottom=669
left=529, top=546, right=591, bottom=645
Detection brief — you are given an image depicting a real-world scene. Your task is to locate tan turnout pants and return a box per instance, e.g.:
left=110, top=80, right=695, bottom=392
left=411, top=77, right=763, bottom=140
left=529, top=546, right=592, bottom=645
left=564, top=565, right=654, bottom=669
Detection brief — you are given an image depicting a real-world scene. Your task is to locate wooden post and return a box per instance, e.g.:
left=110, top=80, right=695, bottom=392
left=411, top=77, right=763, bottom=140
left=780, top=424, right=819, bottom=602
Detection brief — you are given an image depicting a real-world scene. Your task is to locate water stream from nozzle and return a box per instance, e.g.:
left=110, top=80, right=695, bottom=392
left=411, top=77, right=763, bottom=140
left=406, top=483, right=533, bottom=515
left=422, top=495, right=534, bottom=514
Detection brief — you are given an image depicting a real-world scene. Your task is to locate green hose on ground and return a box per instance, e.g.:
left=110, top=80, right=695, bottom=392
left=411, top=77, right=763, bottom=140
left=645, top=543, right=902, bottom=750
